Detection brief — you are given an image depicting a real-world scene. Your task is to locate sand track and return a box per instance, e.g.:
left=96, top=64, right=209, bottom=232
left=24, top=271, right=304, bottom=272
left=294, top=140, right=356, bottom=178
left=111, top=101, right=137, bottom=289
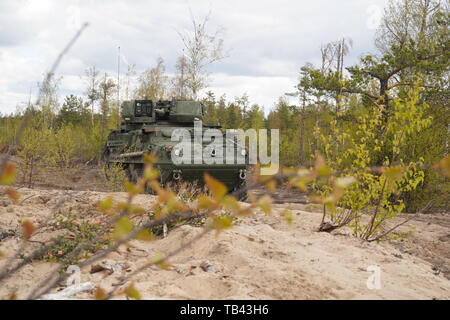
left=0, top=187, right=449, bottom=299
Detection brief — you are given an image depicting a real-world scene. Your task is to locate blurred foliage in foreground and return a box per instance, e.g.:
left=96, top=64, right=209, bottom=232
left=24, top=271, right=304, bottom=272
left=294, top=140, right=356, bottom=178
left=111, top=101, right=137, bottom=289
left=0, top=0, right=449, bottom=211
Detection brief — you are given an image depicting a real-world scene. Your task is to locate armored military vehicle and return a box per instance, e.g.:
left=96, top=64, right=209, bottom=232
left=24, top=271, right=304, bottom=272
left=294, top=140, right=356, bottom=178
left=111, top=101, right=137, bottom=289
left=102, top=99, right=248, bottom=198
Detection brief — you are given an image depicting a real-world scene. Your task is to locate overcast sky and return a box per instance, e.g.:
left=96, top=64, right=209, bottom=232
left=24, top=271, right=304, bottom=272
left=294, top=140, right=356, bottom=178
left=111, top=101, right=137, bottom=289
left=0, top=0, right=391, bottom=114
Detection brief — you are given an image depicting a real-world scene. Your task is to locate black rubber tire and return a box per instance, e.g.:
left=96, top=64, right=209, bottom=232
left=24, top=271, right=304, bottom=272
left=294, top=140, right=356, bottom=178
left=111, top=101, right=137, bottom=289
left=235, top=181, right=248, bottom=202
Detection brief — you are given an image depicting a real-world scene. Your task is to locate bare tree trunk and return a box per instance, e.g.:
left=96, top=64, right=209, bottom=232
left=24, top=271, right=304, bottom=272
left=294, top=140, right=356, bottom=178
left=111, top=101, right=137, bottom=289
left=298, top=93, right=306, bottom=165
left=446, top=122, right=450, bottom=157
left=28, top=159, right=34, bottom=188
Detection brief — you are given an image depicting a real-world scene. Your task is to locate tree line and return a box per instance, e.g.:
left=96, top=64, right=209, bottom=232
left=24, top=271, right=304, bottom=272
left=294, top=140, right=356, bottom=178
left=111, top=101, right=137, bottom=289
left=0, top=0, right=448, bottom=211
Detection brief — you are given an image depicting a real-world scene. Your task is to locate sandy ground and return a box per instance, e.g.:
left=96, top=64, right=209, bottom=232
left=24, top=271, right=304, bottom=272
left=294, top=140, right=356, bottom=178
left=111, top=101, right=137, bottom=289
left=0, top=187, right=449, bottom=300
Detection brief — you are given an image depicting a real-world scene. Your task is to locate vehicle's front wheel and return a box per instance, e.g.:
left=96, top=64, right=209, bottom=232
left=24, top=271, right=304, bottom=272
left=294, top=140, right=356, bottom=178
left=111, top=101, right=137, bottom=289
left=234, top=181, right=248, bottom=202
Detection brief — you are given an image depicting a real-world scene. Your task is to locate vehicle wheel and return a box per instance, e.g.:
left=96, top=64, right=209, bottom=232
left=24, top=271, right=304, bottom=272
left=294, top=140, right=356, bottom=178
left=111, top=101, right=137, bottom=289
left=128, top=163, right=143, bottom=183
left=235, top=181, right=248, bottom=202
left=103, top=162, right=112, bottom=181
left=123, top=164, right=133, bottom=182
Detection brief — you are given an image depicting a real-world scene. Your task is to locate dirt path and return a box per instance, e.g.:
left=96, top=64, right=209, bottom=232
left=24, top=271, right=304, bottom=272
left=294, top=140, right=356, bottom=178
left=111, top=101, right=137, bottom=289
left=0, top=187, right=449, bottom=299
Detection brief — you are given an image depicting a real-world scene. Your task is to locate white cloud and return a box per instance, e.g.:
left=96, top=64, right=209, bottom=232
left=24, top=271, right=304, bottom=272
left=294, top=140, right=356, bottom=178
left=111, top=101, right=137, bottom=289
left=205, top=73, right=297, bottom=113
left=0, top=0, right=390, bottom=114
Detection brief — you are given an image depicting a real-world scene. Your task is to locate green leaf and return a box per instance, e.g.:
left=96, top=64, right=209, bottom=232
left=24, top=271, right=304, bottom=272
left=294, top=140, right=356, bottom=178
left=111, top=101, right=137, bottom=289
left=317, top=166, right=332, bottom=176
left=281, top=209, right=293, bottom=225
left=129, top=204, right=146, bottom=215
left=211, top=216, right=233, bottom=232
left=335, top=176, right=356, bottom=188
left=113, top=217, right=134, bottom=241
left=434, top=156, right=450, bottom=177
left=220, top=196, right=240, bottom=213
left=0, top=163, right=16, bottom=185
left=124, top=284, right=141, bottom=300
left=153, top=253, right=171, bottom=269
left=124, top=181, right=143, bottom=195
left=384, top=166, right=404, bottom=181
left=144, top=167, right=159, bottom=180
left=198, top=195, right=218, bottom=210
left=265, top=180, right=277, bottom=192
left=257, top=195, right=273, bottom=215
left=204, top=173, right=228, bottom=200
left=314, top=152, right=325, bottom=170
left=94, top=287, right=107, bottom=300
left=143, top=153, right=157, bottom=164
left=135, top=229, right=155, bottom=241
left=97, top=196, right=113, bottom=212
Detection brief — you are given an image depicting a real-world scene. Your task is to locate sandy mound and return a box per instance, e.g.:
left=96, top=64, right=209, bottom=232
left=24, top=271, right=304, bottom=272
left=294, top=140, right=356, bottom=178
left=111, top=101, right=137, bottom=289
left=0, top=187, right=449, bottom=299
